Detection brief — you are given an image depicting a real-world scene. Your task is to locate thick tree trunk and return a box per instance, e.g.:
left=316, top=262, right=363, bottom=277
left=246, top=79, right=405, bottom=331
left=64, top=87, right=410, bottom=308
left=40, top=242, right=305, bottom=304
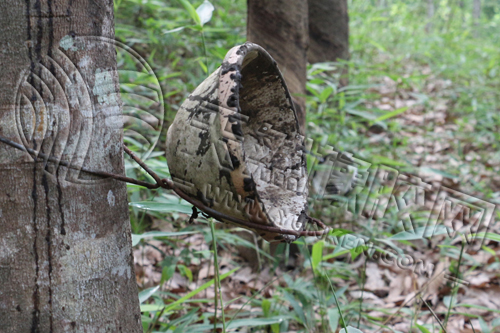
left=308, top=0, right=349, bottom=64
left=0, top=1, right=142, bottom=332
left=247, top=0, right=309, bottom=134
left=247, top=0, right=350, bottom=129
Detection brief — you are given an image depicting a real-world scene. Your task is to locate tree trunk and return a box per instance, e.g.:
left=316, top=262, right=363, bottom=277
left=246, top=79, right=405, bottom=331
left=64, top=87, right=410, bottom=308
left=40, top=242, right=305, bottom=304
left=426, top=0, right=435, bottom=32
left=247, top=0, right=309, bottom=134
left=247, top=0, right=350, bottom=127
left=308, top=0, right=349, bottom=86
left=308, top=0, right=349, bottom=64
left=472, top=0, right=481, bottom=36
left=0, top=1, right=142, bottom=332
left=473, top=0, right=481, bottom=21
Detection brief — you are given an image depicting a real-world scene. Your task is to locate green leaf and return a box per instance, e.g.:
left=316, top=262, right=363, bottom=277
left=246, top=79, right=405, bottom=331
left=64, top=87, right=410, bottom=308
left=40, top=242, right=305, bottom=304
left=371, top=155, right=407, bottom=167
left=160, top=265, right=176, bottom=285
left=387, top=225, right=452, bottom=241
left=368, top=39, right=386, bottom=52
left=140, top=304, right=165, bottom=312
left=190, top=316, right=287, bottom=331
left=226, top=317, right=284, bottom=330
left=163, top=26, right=185, bottom=34
left=338, top=92, right=345, bottom=110
left=443, top=295, right=457, bottom=308
left=319, top=86, right=334, bottom=103
left=339, top=326, right=364, bottom=333
left=178, top=264, right=193, bottom=282
left=129, top=201, right=193, bottom=214
left=327, top=308, right=340, bottom=332
left=455, top=303, right=500, bottom=314
left=473, top=232, right=500, bottom=243
left=344, top=108, right=378, bottom=121
left=482, top=245, right=496, bottom=256
left=311, top=240, right=324, bottom=271
left=478, top=316, right=491, bottom=333
left=197, top=58, right=208, bottom=74
left=196, top=0, right=214, bottom=26
left=283, top=290, right=306, bottom=324
left=162, top=267, right=239, bottom=313
left=415, top=324, right=431, bottom=333
left=131, top=231, right=196, bottom=247
left=323, top=247, right=350, bottom=260
left=373, top=106, right=409, bottom=123
left=178, top=0, right=201, bottom=26
left=419, top=167, right=459, bottom=179
left=138, top=285, right=159, bottom=304
left=262, top=299, right=271, bottom=317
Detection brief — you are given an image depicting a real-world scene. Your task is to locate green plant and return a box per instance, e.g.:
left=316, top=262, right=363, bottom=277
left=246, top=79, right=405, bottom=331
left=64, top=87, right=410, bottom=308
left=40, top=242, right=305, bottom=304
left=116, top=0, right=500, bottom=331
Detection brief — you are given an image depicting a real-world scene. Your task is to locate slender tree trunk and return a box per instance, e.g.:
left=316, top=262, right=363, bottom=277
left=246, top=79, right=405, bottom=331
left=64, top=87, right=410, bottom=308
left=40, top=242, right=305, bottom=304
left=459, top=0, right=465, bottom=24
left=473, top=0, right=481, bottom=36
left=0, top=1, right=142, bottom=332
left=473, top=0, right=481, bottom=20
left=426, top=0, right=435, bottom=32
left=247, top=0, right=309, bottom=134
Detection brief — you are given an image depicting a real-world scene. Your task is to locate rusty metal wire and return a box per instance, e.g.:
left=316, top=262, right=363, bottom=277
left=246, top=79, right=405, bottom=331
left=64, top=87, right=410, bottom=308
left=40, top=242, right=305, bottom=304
left=0, top=135, right=330, bottom=239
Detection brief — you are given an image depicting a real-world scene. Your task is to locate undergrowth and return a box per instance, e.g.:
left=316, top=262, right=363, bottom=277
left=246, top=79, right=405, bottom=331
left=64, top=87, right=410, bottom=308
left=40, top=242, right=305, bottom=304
left=115, top=0, right=500, bottom=332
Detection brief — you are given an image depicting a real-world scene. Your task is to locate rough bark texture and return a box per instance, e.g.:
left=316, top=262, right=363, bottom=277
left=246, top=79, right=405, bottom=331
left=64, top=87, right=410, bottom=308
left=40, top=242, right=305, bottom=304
left=247, top=0, right=351, bottom=130
left=0, top=1, right=142, bottom=332
left=246, top=0, right=308, bottom=134
left=308, top=0, right=349, bottom=64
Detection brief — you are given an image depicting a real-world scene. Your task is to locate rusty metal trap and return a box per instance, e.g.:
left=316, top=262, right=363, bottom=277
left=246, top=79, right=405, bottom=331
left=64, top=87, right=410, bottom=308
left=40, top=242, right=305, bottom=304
left=0, top=42, right=329, bottom=242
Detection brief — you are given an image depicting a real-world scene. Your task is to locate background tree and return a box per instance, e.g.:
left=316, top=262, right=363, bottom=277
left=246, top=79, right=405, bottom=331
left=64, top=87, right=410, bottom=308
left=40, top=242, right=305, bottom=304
left=426, top=0, right=435, bottom=32
left=473, top=0, right=481, bottom=22
left=308, top=0, right=349, bottom=65
left=0, top=1, right=141, bottom=331
left=246, top=0, right=309, bottom=133
left=247, top=0, right=349, bottom=133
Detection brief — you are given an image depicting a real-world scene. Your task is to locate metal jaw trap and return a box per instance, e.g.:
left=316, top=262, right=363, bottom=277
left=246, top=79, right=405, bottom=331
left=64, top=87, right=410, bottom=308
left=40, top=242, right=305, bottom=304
left=0, top=42, right=329, bottom=242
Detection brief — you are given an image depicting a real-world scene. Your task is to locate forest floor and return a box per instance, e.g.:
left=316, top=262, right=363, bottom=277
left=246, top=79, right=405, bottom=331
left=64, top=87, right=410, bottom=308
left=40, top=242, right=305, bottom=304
left=118, top=1, right=500, bottom=332
left=132, top=58, right=500, bottom=333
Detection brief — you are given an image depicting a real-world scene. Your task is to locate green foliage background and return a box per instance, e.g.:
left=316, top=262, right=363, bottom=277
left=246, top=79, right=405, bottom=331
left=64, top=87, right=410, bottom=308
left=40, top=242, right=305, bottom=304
left=115, top=0, right=500, bottom=332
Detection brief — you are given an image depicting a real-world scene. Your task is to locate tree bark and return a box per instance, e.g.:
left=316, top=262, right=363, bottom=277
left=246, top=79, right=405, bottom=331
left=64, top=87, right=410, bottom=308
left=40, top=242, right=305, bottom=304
left=247, top=0, right=309, bottom=134
left=473, top=0, right=481, bottom=21
left=308, top=0, right=349, bottom=64
left=426, top=0, right=435, bottom=32
left=247, top=0, right=350, bottom=131
left=0, top=1, right=142, bottom=332
left=308, top=0, right=349, bottom=86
